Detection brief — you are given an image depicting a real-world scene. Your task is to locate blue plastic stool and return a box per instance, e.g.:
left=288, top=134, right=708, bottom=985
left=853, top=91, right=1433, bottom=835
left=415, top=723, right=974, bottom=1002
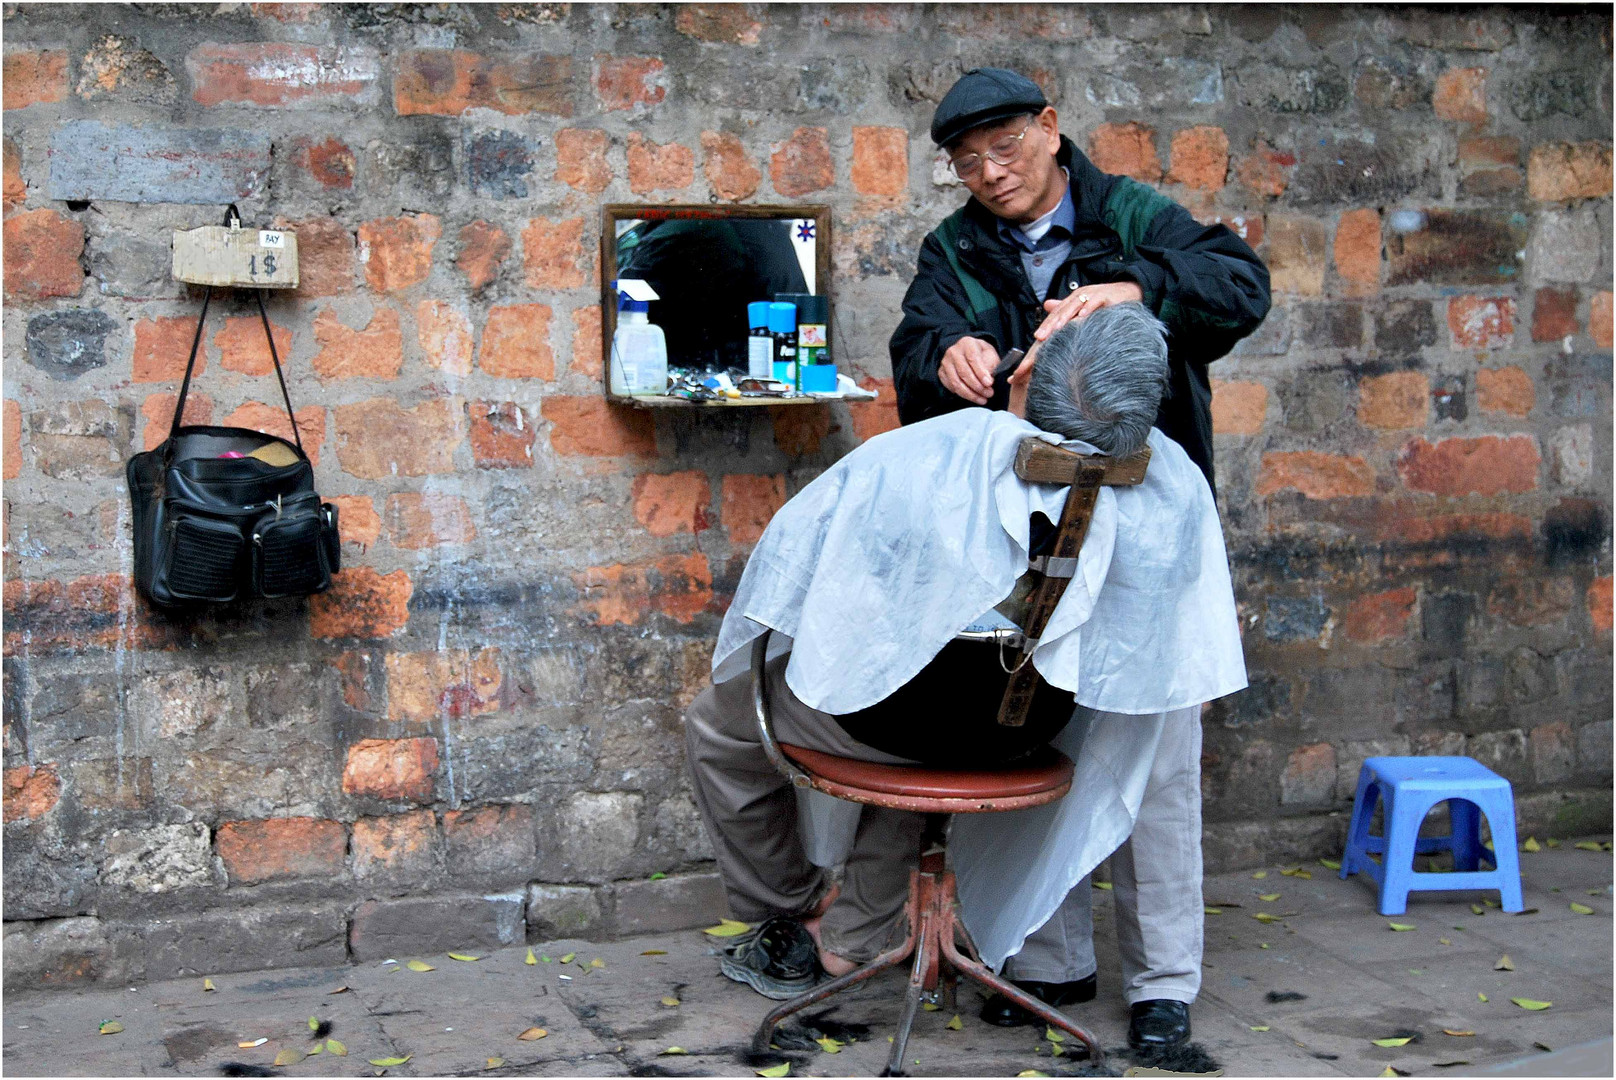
left=1340, top=756, right=1524, bottom=916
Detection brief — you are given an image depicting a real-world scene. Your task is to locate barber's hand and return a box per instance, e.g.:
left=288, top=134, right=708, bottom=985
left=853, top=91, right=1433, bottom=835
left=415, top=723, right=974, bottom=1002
left=1006, top=339, right=1039, bottom=419
left=1033, top=282, right=1145, bottom=342
left=938, top=335, right=1000, bottom=405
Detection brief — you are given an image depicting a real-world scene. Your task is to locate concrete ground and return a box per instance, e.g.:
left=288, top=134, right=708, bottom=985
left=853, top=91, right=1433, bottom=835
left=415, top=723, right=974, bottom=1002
left=5, top=841, right=1611, bottom=1078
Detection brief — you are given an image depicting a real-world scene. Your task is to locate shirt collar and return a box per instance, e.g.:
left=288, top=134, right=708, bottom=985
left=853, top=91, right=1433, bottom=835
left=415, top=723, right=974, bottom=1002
left=998, top=168, right=1074, bottom=251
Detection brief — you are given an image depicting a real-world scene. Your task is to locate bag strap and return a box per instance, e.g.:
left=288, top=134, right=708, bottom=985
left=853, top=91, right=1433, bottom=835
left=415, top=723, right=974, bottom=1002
left=932, top=208, right=998, bottom=327
left=168, top=206, right=304, bottom=456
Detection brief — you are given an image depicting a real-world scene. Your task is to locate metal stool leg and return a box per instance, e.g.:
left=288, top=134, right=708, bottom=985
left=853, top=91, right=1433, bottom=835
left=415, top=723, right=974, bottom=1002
left=885, top=873, right=940, bottom=1076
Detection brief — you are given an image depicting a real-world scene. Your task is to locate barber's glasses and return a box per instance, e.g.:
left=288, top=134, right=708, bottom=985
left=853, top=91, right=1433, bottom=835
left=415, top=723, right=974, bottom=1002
left=946, top=119, right=1036, bottom=181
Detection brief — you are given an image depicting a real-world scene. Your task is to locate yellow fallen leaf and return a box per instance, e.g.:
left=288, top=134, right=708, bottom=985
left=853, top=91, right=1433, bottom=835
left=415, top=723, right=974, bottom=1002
left=1444, top=1030, right=1475, bottom=1037
left=1259, top=893, right=1280, bottom=902
left=239, top=1038, right=268, bottom=1048
left=946, top=1014, right=963, bottom=1031
left=525, top=948, right=537, bottom=965
left=99, top=1021, right=124, bottom=1035
left=1253, top=912, right=1282, bottom=924
left=448, top=952, right=482, bottom=962
left=1471, top=903, right=1486, bottom=915
left=702, top=920, right=751, bottom=938
left=660, top=996, right=681, bottom=1007
left=1250, top=1025, right=1270, bottom=1032
left=641, top=949, right=668, bottom=955
left=590, top=958, right=605, bottom=968
left=922, top=1001, right=940, bottom=1011
left=659, top=1047, right=689, bottom=1055
left=308, top=1016, right=320, bottom=1031
left=487, top=1057, right=505, bottom=1068
left=1522, top=837, right=1541, bottom=852
left=203, top=979, right=216, bottom=992
left=1319, top=858, right=1342, bottom=870
left=1380, top=1069, right=1398, bottom=1078
left=328, top=986, right=350, bottom=994
left=406, top=959, right=435, bottom=972
left=1479, top=992, right=1488, bottom=1002
left=1204, top=906, right=1222, bottom=914
left=274, top=1048, right=304, bottom=1066
left=1259, top=942, right=1270, bottom=948
left=558, top=952, right=577, bottom=964
left=1511, top=998, right=1552, bottom=1010
left=1017, top=1072, right=1050, bottom=1078
left=1387, top=922, right=1416, bottom=931
left=1484, top=898, right=1500, bottom=908
left=518, top=1026, right=549, bottom=1040
left=1574, top=840, right=1603, bottom=851
left=816, top=1036, right=843, bottom=1053
left=756, top=1064, right=790, bottom=1078
left=369, top=1055, right=412, bottom=1067
left=1045, top=1026, right=1065, bottom=1042
left=1093, top=881, right=1113, bottom=890
left=1546, top=838, right=1560, bottom=848
left=1280, top=867, right=1311, bottom=879
left=1570, top=902, right=1595, bottom=915
left=326, top=1040, right=347, bottom=1056
left=1496, top=954, right=1514, bottom=970
left=1372, top=1036, right=1413, bottom=1047
left=1439, top=937, right=1452, bottom=945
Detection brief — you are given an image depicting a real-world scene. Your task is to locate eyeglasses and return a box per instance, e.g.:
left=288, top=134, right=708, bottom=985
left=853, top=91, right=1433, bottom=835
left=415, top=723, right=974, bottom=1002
left=946, top=118, right=1036, bottom=181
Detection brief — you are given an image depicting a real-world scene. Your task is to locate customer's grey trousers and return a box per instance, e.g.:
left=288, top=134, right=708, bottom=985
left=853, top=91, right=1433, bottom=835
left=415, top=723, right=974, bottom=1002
left=683, top=653, right=925, bottom=963
left=1001, top=707, right=1204, bottom=1005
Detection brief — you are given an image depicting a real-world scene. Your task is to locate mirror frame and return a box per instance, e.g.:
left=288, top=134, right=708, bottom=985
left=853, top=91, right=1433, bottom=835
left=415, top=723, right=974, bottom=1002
left=598, top=203, right=832, bottom=400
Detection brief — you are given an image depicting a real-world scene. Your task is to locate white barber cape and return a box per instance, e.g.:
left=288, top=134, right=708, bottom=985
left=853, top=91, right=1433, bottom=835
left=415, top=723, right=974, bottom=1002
left=710, top=407, right=1245, bottom=970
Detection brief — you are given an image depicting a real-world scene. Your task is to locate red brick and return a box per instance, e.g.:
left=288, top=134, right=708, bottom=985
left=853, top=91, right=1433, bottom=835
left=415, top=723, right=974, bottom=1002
left=384, top=492, right=476, bottom=549
left=1265, top=215, right=1328, bottom=296
left=4, top=574, right=151, bottom=655
left=327, top=494, right=380, bottom=551
left=1210, top=380, right=1267, bottom=436
left=1487, top=578, right=1575, bottom=627
left=1333, top=209, right=1381, bottom=297
left=1358, top=371, right=1428, bottom=431
left=849, top=377, right=900, bottom=442
left=215, top=315, right=293, bottom=376
left=522, top=216, right=589, bottom=290
left=1344, top=586, right=1417, bottom=643
left=1088, top=122, right=1160, bottom=183
left=676, top=4, right=763, bottom=44
left=770, top=126, right=833, bottom=197
left=139, top=392, right=213, bottom=452
left=632, top=471, right=712, bottom=537
left=220, top=402, right=325, bottom=466
left=341, top=737, right=438, bottom=801
left=1396, top=434, right=1539, bottom=496
left=1200, top=212, right=1264, bottom=249
left=131, top=316, right=200, bottom=383
left=292, top=135, right=355, bottom=189
left=1433, top=67, right=1487, bottom=124
left=1447, top=295, right=1515, bottom=349
left=3, top=50, right=67, bottom=109
left=571, top=305, right=604, bottom=379
left=1527, top=142, right=1612, bottom=201
left=721, top=474, right=786, bottom=544
left=1591, top=291, right=1613, bottom=349
left=1256, top=452, right=1375, bottom=499
left=542, top=397, right=656, bottom=458
left=358, top=214, right=440, bottom=293
left=851, top=126, right=908, bottom=197
left=1476, top=366, right=1534, bottom=417
left=573, top=552, right=713, bottom=626
left=416, top=299, right=473, bottom=377
left=935, top=6, right=1088, bottom=37
left=702, top=131, right=761, bottom=201
left=4, top=399, right=21, bottom=480
left=333, top=398, right=462, bottom=478
left=1589, top=576, right=1612, bottom=634
left=772, top=406, right=830, bottom=456
left=626, top=133, right=694, bottom=194
left=1166, top=126, right=1228, bottom=191
left=188, top=43, right=378, bottom=107
left=467, top=400, right=534, bottom=469
left=1460, top=135, right=1519, bottom=169
left=593, top=54, right=666, bottom=111
left=312, top=306, right=403, bottom=380
left=455, top=220, right=510, bottom=293
left=3, top=209, right=83, bottom=299
left=385, top=649, right=501, bottom=722
left=1532, top=287, right=1578, bottom=342
left=1373, top=507, right=1533, bottom=545
left=3, top=763, right=61, bottom=822
left=478, top=304, right=554, bottom=379
left=1236, top=140, right=1294, bottom=199
left=216, top=817, right=346, bottom=884
left=310, top=566, right=413, bottom=638
left=1280, top=743, right=1335, bottom=805
left=4, top=137, right=24, bottom=210
left=555, top=128, right=612, bottom=193
left=352, top=810, right=437, bottom=879
left=287, top=216, right=356, bottom=297
left=394, top=49, right=572, bottom=116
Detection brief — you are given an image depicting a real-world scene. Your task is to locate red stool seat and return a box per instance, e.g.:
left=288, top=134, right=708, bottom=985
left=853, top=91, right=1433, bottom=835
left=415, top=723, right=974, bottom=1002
left=779, top=743, right=1074, bottom=813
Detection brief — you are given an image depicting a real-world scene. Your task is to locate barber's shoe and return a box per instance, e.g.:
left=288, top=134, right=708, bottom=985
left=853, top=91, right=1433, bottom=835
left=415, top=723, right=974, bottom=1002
left=719, top=917, right=823, bottom=1000
left=979, top=973, right=1098, bottom=1027
left=1128, top=999, right=1191, bottom=1049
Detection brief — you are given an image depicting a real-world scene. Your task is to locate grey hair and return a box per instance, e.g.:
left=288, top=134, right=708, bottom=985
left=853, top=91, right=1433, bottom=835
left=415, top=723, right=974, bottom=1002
left=1024, top=301, right=1169, bottom=457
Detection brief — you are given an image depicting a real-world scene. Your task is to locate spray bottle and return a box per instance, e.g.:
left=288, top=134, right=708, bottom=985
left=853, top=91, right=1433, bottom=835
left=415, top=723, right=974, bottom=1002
left=610, top=279, right=668, bottom=396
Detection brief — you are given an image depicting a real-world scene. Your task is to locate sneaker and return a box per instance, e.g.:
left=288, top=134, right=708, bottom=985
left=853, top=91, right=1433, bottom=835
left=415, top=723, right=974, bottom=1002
left=719, top=916, right=823, bottom=1000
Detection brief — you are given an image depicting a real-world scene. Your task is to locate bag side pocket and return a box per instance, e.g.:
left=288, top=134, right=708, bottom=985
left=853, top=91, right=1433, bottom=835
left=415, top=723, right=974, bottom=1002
left=160, top=507, right=247, bottom=603
left=253, top=498, right=331, bottom=598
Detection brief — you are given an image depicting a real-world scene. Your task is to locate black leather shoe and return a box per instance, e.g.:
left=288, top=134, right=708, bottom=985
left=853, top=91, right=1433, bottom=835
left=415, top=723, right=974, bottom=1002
left=979, top=973, right=1097, bottom=1027
left=1128, top=999, right=1191, bottom=1049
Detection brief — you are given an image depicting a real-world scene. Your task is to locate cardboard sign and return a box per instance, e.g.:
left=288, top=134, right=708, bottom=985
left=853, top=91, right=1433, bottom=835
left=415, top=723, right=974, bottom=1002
left=172, top=224, right=300, bottom=288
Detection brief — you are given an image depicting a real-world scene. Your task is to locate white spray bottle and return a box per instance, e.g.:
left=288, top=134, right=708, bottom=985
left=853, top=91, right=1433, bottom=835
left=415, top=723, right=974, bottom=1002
left=610, top=279, right=668, bottom=396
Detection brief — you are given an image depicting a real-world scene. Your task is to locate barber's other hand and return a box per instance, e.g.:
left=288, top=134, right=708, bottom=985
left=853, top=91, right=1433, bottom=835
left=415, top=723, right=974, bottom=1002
left=938, top=335, right=1000, bottom=405
left=1034, top=282, right=1144, bottom=342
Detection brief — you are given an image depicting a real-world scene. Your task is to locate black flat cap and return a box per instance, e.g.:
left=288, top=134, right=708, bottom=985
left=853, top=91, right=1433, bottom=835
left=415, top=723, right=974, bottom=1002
left=930, top=67, right=1048, bottom=146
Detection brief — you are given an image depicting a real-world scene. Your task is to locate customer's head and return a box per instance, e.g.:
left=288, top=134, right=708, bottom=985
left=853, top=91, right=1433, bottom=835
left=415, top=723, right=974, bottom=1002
left=1024, top=302, right=1169, bottom=457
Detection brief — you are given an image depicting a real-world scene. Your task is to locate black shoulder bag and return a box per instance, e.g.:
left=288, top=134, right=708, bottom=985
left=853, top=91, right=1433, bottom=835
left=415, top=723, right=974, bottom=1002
left=127, top=283, right=340, bottom=608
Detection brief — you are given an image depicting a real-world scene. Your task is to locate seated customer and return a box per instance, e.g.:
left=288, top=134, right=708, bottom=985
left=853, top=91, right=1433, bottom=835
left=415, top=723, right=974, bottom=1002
left=683, top=304, right=1243, bottom=1050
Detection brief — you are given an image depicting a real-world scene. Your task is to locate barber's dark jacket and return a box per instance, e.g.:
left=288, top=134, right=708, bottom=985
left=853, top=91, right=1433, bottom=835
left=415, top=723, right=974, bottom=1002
left=890, top=136, right=1271, bottom=489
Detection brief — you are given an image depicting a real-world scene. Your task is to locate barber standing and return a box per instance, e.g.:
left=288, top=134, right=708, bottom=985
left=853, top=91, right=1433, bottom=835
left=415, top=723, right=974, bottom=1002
left=889, top=69, right=1270, bottom=1049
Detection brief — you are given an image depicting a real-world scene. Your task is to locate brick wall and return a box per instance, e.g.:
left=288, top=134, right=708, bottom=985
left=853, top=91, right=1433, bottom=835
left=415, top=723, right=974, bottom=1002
left=3, top=3, right=1611, bottom=986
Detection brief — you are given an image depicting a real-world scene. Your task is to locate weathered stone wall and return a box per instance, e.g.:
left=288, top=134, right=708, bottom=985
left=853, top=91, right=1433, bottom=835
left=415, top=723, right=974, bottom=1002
left=3, top=3, right=1611, bottom=987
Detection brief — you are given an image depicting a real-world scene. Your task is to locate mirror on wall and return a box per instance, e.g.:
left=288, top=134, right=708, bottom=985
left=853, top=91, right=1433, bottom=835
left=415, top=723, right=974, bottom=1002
left=599, top=204, right=831, bottom=394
